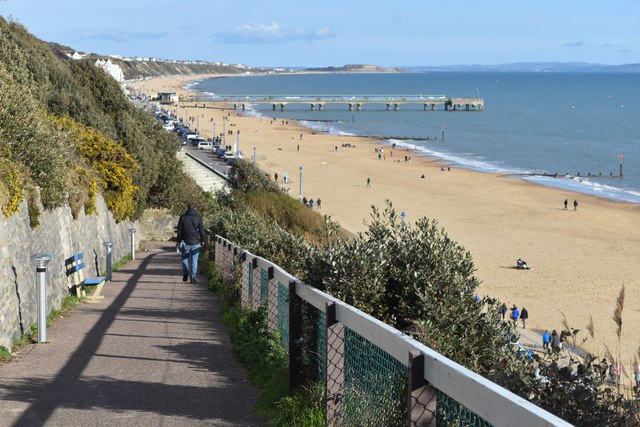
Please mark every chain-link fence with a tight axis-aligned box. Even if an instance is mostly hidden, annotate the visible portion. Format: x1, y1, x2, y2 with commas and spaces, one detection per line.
214, 236, 569, 427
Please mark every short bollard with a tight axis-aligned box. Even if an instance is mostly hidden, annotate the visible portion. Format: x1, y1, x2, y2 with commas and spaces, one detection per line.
103, 241, 114, 281
32, 252, 52, 343
129, 228, 137, 260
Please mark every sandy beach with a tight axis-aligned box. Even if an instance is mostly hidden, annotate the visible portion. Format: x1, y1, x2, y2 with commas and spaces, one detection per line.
130, 75, 640, 369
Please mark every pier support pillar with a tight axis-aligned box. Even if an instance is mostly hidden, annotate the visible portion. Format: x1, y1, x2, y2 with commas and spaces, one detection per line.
318, 104, 323, 111
386, 104, 391, 111
356, 104, 362, 111
394, 104, 400, 111
310, 104, 315, 111
348, 103, 353, 112
272, 104, 276, 111
242, 104, 246, 111
280, 104, 285, 111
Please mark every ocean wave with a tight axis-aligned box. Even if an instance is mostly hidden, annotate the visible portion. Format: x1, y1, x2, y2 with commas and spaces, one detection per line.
523, 175, 640, 204
298, 120, 355, 136
385, 139, 527, 175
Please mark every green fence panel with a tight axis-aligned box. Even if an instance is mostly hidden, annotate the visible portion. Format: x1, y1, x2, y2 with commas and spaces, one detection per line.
343, 327, 408, 426
260, 268, 269, 305
277, 282, 289, 349
436, 390, 492, 427
316, 310, 327, 382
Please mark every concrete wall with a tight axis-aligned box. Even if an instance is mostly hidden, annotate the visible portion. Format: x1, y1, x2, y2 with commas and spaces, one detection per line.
0, 196, 134, 351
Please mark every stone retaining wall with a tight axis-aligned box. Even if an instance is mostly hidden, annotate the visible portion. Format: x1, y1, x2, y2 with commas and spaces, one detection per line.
0, 196, 134, 351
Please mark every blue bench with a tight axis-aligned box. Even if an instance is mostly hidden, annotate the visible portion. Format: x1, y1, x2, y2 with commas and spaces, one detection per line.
65, 253, 106, 303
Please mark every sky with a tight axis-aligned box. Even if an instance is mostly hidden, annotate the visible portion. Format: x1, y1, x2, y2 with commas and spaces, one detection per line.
1, 1, 639, 68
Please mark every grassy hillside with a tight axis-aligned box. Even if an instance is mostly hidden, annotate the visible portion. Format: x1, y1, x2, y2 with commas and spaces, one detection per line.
0, 16, 203, 225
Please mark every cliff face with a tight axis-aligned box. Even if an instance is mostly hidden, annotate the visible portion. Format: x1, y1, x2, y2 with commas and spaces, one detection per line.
111, 60, 255, 80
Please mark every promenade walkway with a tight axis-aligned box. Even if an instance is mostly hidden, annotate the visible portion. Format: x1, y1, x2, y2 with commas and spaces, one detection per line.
0, 242, 265, 427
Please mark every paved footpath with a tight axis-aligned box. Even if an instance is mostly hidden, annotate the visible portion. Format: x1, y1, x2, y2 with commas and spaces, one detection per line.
0, 242, 265, 427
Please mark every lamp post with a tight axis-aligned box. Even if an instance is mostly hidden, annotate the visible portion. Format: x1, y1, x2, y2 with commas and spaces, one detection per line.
253, 146, 257, 165
103, 241, 114, 281
213, 122, 216, 143
299, 165, 303, 200
32, 251, 52, 343
222, 117, 227, 146
129, 228, 137, 260
236, 130, 240, 156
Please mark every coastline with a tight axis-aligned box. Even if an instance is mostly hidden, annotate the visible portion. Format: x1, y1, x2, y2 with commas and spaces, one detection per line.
129, 74, 640, 366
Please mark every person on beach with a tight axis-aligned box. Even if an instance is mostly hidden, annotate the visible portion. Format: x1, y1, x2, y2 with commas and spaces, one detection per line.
573, 200, 578, 211
511, 305, 520, 327
498, 303, 507, 320
274, 172, 278, 182
297, 145, 300, 151
551, 330, 560, 352
176, 203, 206, 284
317, 198, 322, 209
366, 177, 371, 188
520, 307, 528, 329
609, 363, 616, 385
542, 330, 551, 350
563, 199, 568, 210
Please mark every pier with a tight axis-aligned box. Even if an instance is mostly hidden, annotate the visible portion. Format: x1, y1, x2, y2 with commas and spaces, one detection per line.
187, 95, 484, 112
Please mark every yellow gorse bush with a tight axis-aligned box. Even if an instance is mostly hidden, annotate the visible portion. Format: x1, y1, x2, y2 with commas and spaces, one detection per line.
51, 115, 140, 222
0, 158, 23, 217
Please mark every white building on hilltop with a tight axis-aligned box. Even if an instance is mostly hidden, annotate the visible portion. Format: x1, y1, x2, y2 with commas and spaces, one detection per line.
95, 59, 125, 82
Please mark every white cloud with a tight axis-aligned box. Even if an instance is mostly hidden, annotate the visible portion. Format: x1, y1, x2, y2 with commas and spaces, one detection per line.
215, 22, 333, 44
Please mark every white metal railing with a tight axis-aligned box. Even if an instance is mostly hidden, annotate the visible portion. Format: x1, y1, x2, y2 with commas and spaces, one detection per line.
214, 235, 570, 426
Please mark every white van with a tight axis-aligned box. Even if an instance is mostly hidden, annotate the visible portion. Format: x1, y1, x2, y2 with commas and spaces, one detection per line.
196, 141, 213, 150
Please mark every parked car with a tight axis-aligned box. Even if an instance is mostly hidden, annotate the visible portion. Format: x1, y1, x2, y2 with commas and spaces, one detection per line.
222, 152, 235, 162
197, 141, 213, 150
190, 137, 206, 147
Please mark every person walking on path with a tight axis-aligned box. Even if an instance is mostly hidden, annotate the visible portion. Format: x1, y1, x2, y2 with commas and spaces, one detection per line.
542, 330, 551, 350
498, 302, 507, 320
511, 305, 520, 327
520, 307, 529, 329
563, 199, 568, 210
573, 199, 578, 210
635, 366, 640, 390
176, 202, 206, 283
366, 177, 371, 188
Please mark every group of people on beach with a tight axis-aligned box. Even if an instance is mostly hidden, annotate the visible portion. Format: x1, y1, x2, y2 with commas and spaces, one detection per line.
301, 196, 321, 209
563, 198, 578, 211
499, 303, 529, 329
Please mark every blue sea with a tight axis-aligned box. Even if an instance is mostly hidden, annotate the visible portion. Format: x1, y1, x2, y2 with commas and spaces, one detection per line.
191, 72, 640, 203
